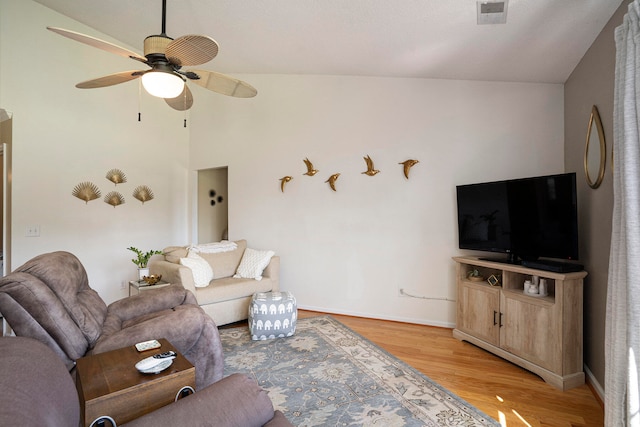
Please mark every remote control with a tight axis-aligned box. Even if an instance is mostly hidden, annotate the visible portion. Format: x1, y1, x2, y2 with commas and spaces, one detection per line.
153, 351, 177, 359
135, 351, 176, 371
135, 339, 161, 352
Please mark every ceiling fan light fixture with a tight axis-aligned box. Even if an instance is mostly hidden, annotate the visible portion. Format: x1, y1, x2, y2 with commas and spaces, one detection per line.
141, 70, 184, 98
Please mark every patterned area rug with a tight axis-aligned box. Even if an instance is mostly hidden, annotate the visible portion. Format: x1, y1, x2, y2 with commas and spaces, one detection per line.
220, 315, 499, 427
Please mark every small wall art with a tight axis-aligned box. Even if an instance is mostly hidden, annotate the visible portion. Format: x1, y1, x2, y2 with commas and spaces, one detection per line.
72, 182, 101, 204
208, 189, 224, 206
399, 159, 419, 179
326, 173, 340, 191
105, 168, 127, 185
303, 158, 318, 176
132, 185, 154, 204
361, 155, 380, 176
104, 191, 125, 207
279, 176, 293, 192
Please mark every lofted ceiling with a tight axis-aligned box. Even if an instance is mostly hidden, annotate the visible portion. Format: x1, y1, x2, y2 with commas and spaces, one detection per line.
33, 0, 623, 84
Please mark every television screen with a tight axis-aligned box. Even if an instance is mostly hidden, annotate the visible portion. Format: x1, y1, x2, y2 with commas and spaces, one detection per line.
456, 173, 579, 263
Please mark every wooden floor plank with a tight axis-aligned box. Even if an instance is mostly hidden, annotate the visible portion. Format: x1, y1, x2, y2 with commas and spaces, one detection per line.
293, 310, 604, 427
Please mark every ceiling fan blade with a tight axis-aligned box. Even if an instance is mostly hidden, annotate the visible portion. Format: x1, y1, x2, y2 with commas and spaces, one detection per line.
165, 85, 194, 111
187, 69, 257, 98
47, 27, 147, 63
166, 35, 219, 67
75, 71, 143, 89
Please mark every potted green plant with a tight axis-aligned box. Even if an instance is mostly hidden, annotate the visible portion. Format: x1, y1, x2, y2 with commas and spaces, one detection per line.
127, 247, 162, 280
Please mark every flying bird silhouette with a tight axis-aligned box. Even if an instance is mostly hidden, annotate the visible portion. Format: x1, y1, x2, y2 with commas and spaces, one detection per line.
361, 155, 380, 176
279, 176, 293, 192
325, 173, 340, 191
303, 158, 319, 176
399, 159, 419, 179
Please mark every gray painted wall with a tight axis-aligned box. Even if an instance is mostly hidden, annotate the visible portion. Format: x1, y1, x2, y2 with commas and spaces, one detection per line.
565, 0, 629, 393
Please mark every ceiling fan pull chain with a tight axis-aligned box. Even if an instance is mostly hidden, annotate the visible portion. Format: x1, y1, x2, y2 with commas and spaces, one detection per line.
182, 83, 188, 127
183, 98, 187, 127
138, 80, 142, 122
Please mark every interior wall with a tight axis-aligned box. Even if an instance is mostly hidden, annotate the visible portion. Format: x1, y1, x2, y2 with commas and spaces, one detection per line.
0, 112, 10, 276
564, 0, 630, 397
197, 167, 228, 243
189, 74, 565, 326
0, 0, 190, 303
0, 149, 4, 260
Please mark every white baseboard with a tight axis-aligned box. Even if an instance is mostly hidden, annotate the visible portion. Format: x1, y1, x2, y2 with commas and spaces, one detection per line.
584, 364, 604, 402
297, 304, 456, 329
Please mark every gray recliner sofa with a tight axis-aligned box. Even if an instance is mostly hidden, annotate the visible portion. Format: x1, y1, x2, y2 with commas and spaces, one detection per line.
0, 336, 293, 426
0, 251, 223, 390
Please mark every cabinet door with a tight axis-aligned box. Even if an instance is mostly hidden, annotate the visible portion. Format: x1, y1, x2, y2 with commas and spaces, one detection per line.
457, 282, 500, 346
500, 292, 560, 372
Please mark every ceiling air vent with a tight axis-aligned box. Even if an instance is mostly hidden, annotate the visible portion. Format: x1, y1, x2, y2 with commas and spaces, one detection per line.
477, 0, 508, 25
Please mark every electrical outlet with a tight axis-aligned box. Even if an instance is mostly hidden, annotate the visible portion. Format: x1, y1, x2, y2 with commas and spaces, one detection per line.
120, 280, 127, 290
25, 225, 40, 237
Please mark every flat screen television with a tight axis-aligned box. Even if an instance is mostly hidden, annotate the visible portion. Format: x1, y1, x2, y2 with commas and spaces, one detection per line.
456, 173, 580, 269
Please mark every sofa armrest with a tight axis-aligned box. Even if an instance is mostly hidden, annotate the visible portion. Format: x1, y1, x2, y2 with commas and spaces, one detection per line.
262, 256, 280, 292
122, 373, 292, 427
106, 285, 196, 322
149, 259, 198, 295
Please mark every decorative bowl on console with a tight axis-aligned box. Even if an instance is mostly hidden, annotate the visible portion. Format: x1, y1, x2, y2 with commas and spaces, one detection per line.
143, 274, 162, 285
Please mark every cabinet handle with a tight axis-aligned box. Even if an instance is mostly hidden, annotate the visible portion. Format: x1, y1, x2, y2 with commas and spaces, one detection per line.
493, 310, 498, 325
499, 312, 504, 327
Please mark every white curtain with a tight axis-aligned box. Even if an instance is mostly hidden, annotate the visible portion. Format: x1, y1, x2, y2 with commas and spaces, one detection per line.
607, 1, 640, 425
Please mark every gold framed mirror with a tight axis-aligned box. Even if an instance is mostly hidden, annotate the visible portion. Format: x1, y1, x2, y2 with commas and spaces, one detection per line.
584, 105, 606, 189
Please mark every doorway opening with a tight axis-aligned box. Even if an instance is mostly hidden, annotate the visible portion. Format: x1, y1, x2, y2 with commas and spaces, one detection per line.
197, 167, 228, 243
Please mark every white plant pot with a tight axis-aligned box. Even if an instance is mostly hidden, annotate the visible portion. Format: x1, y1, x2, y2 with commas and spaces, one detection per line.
138, 268, 149, 281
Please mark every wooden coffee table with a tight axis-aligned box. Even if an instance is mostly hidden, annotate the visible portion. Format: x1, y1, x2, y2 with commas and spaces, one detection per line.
76, 338, 195, 427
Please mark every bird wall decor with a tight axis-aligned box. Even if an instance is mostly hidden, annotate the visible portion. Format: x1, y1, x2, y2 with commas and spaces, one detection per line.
361, 155, 380, 176
303, 158, 318, 176
279, 176, 293, 192
399, 159, 419, 179
326, 173, 340, 191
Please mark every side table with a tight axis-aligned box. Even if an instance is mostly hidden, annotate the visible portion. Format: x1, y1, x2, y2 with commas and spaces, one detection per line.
129, 280, 171, 296
76, 338, 195, 427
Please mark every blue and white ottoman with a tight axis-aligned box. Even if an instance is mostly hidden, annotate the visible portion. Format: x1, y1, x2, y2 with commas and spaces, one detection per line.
249, 291, 297, 340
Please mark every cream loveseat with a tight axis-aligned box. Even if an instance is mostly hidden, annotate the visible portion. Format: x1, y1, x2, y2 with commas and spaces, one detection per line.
149, 240, 280, 326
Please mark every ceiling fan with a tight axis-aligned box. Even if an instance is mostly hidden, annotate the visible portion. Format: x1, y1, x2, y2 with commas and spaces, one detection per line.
47, 0, 257, 111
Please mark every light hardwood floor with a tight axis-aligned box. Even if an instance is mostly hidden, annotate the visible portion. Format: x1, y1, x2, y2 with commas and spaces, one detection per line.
292, 310, 604, 427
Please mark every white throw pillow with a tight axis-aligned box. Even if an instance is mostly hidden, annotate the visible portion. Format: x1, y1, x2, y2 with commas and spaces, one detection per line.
180, 251, 214, 287
234, 248, 275, 281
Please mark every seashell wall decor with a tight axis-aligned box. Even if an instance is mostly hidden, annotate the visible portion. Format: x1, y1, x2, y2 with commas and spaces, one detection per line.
106, 168, 127, 185
72, 182, 101, 204
132, 185, 154, 204
104, 191, 125, 207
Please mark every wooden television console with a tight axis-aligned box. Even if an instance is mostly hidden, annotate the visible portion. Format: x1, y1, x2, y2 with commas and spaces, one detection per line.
452, 256, 587, 391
